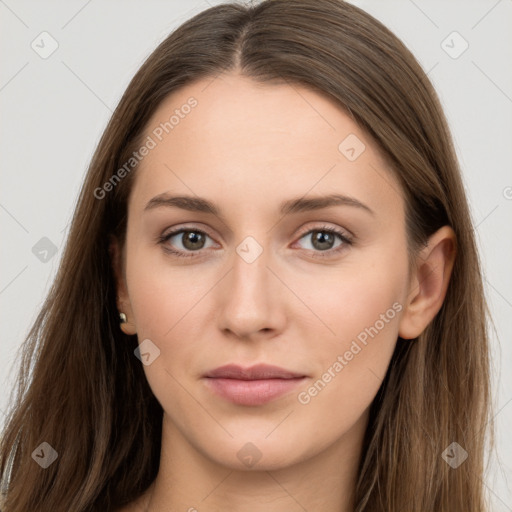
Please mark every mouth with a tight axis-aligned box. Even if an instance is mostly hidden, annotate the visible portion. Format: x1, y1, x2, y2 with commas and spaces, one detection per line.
202, 364, 307, 406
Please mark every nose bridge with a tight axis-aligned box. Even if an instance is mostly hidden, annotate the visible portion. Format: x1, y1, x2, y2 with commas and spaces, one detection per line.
217, 232, 281, 336
231, 233, 272, 301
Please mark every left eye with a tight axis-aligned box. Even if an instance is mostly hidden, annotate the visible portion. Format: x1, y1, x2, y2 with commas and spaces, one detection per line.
296, 227, 350, 252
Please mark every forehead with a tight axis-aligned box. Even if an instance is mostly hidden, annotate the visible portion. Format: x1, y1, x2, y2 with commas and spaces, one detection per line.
128, 73, 403, 220
144, 73, 356, 158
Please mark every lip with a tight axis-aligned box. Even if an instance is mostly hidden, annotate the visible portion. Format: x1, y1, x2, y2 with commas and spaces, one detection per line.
204, 363, 306, 380
203, 364, 307, 406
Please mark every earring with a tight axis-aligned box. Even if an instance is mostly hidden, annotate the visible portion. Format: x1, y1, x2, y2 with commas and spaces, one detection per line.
119, 311, 136, 335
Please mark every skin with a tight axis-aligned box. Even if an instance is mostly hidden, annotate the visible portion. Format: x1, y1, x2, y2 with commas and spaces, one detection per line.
111, 72, 455, 512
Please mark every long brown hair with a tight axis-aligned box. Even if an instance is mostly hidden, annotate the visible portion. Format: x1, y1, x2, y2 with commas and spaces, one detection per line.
0, 1, 493, 510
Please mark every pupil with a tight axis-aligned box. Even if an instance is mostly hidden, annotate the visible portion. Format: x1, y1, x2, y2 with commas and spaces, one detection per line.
313, 231, 333, 250
183, 231, 204, 250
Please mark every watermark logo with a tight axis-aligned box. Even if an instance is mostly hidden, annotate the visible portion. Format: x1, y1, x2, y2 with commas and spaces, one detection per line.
236, 236, 264, 264
237, 442, 262, 468
134, 338, 161, 366
441, 442, 468, 469
32, 237, 58, 263
338, 133, 366, 162
441, 31, 469, 59
31, 442, 58, 469
31, 31, 59, 59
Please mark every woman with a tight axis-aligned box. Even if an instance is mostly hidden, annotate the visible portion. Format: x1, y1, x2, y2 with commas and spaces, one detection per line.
0, 0, 493, 510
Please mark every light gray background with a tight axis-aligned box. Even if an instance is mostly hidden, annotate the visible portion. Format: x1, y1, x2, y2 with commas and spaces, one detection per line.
1, 0, 511, 509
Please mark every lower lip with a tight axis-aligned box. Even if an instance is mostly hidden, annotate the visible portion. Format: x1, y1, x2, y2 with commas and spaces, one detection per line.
204, 377, 306, 406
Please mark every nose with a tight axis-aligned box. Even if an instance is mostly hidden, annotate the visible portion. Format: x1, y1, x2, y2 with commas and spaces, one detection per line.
216, 244, 286, 341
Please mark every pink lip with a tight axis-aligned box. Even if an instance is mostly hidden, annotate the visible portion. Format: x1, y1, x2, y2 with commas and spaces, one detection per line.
203, 364, 307, 406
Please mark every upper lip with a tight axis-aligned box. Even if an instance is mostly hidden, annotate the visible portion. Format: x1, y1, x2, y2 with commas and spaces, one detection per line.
204, 364, 306, 380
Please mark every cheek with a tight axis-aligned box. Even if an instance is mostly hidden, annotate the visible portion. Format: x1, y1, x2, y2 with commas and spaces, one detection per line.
294, 282, 401, 445
125, 239, 206, 338
124, 246, 216, 391
291, 253, 406, 348
291, 246, 406, 406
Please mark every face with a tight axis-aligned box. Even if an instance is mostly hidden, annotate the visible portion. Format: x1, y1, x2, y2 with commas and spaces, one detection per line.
114, 73, 413, 470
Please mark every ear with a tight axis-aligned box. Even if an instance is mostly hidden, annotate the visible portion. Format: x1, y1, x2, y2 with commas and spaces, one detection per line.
109, 235, 137, 336
398, 225, 456, 340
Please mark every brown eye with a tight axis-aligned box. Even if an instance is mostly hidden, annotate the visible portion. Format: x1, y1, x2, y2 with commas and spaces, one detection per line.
309, 230, 338, 251
180, 230, 207, 251
158, 228, 215, 258
296, 226, 351, 255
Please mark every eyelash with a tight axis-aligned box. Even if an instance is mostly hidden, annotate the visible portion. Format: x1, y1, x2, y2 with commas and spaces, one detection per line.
157, 225, 353, 260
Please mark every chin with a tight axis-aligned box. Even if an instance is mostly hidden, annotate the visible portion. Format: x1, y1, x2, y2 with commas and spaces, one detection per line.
198, 433, 319, 472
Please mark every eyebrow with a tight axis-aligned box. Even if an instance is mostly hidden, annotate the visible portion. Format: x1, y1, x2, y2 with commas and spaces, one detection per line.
144, 193, 375, 217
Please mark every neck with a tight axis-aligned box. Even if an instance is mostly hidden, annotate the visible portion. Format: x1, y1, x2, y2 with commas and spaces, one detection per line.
142, 411, 368, 512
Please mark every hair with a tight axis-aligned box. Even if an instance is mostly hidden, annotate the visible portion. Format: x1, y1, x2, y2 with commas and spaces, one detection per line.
0, 0, 493, 510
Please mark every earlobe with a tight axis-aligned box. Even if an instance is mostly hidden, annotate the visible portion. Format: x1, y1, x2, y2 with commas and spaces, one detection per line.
398, 226, 456, 340
119, 311, 137, 336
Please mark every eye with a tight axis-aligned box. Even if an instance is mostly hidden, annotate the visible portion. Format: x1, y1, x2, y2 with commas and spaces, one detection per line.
294, 225, 352, 259
157, 228, 215, 258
